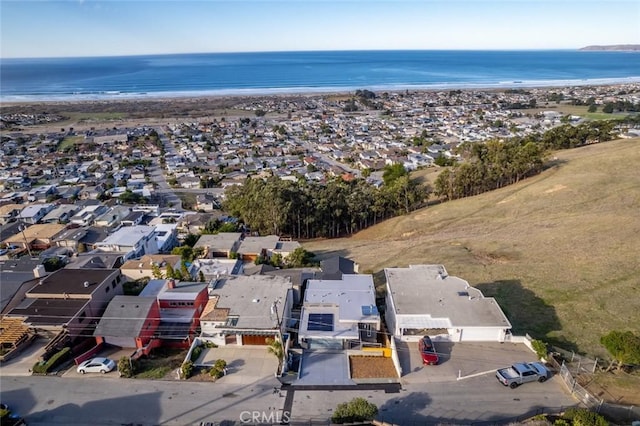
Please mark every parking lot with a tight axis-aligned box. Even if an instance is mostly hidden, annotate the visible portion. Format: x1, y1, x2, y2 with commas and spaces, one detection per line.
397, 340, 541, 384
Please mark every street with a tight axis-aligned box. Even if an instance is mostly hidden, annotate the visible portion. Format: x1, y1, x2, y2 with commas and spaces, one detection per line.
0, 372, 577, 425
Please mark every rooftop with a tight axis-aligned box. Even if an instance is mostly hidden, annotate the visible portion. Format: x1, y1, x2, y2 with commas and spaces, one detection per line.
385, 265, 512, 329
26, 268, 118, 296
8, 297, 89, 326
237, 235, 280, 255
304, 274, 378, 323
94, 295, 157, 338
95, 225, 155, 247
207, 274, 292, 329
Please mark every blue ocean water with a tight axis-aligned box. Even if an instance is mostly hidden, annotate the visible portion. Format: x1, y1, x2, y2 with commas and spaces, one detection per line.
2, 50, 640, 101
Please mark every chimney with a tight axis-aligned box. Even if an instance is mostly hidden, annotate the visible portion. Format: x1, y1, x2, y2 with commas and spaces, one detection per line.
167, 278, 176, 289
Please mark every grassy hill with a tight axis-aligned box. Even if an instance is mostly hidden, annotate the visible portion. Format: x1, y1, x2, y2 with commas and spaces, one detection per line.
303, 137, 640, 357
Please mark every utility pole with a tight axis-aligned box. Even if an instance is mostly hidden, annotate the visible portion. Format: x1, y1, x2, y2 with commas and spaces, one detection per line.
19, 223, 33, 258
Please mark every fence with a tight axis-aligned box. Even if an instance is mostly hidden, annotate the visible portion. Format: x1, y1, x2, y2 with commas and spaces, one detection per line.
549, 355, 640, 423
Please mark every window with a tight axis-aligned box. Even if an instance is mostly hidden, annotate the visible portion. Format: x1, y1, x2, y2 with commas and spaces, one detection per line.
78, 312, 86, 323
112, 281, 117, 289
105, 286, 110, 293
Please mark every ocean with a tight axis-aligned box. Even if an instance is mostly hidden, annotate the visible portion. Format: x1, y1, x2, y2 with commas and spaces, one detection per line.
2, 50, 640, 102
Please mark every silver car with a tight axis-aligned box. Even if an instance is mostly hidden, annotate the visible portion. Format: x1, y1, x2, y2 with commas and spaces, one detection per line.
77, 357, 116, 374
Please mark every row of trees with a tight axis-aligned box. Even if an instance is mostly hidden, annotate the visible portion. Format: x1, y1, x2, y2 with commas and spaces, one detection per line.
433, 121, 617, 201
223, 172, 429, 239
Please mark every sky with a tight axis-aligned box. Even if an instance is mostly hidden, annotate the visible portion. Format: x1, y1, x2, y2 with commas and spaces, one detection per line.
1, 0, 639, 58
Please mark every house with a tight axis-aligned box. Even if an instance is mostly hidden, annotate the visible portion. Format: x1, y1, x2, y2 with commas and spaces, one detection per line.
193, 232, 242, 258
319, 256, 359, 280
94, 205, 132, 228
298, 274, 380, 350
119, 254, 182, 281
199, 274, 293, 346
2, 223, 66, 252
236, 235, 280, 261
0, 204, 22, 225
120, 210, 145, 227
94, 225, 158, 261
52, 227, 88, 252
70, 204, 108, 227
139, 278, 209, 348
66, 253, 124, 270
5, 268, 124, 337
270, 240, 302, 260
41, 205, 79, 224
384, 265, 512, 342
18, 203, 54, 224
195, 193, 220, 212
93, 295, 161, 349
189, 258, 244, 280
152, 223, 178, 253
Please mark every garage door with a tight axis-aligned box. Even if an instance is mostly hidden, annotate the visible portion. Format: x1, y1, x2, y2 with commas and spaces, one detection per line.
460, 328, 501, 342
243, 334, 275, 345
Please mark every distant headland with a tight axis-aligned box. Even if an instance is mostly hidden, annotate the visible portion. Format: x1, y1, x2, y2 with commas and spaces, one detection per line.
579, 44, 640, 51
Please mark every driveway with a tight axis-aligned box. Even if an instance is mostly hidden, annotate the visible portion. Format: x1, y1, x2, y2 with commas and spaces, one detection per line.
0, 337, 47, 376
195, 345, 278, 385
296, 350, 356, 386
397, 341, 540, 384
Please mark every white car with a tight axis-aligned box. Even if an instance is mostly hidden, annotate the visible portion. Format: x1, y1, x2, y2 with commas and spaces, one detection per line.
77, 357, 116, 374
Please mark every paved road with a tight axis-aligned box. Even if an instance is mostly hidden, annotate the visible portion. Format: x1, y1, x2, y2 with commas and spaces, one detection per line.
0, 371, 577, 425
150, 127, 182, 209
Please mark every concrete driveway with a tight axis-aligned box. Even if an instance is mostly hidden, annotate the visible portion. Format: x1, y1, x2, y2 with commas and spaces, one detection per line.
0, 337, 47, 376
397, 341, 540, 384
195, 345, 278, 385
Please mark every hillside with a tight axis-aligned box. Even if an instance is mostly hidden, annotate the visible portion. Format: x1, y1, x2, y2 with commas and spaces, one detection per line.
579, 44, 640, 51
303, 138, 640, 357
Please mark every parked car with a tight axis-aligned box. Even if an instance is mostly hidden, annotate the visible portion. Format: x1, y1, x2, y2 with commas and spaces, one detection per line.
418, 336, 439, 365
77, 357, 116, 374
496, 362, 551, 388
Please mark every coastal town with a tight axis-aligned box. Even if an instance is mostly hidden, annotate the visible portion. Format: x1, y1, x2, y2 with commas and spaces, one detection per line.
1, 83, 640, 425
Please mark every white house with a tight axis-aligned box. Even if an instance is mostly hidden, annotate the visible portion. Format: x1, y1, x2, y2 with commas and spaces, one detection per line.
298, 274, 380, 350
384, 265, 512, 342
94, 225, 158, 260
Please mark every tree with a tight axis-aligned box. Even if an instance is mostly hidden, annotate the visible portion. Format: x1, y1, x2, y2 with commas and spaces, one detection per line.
588, 104, 597, 113
382, 163, 408, 186
183, 233, 199, 248
285, 247, 314, 267
266, 337, 284, 372
331, 397, 378, 424
255, 109, 266, 117
172, 246, 194, 263
600, 330, 640, 370
151, 263, 163, 279
602, 103, 614, 113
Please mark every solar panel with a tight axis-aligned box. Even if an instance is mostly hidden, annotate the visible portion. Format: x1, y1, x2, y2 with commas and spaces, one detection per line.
308, 313, 333, 331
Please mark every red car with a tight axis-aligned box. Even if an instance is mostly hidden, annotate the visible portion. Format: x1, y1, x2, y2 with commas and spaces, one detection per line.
419, 336, 439, 365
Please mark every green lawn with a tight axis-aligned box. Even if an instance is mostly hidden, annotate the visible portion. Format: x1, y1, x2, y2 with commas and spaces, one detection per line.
57, 135, 84, 152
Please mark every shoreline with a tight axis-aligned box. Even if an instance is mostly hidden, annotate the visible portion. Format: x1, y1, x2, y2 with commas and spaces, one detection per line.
3, 76, 640, 106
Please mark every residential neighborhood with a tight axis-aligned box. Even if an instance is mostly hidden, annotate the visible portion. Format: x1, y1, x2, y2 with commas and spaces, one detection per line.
1, 84, 639, 425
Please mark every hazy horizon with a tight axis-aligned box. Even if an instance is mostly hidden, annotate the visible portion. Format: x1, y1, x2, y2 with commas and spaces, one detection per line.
1, 0, 638, 59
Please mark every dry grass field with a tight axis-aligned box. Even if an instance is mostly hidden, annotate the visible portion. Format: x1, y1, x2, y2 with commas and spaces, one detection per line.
304, 138, 640, 358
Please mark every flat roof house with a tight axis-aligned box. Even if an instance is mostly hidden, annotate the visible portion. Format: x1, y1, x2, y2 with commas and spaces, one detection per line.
384, 265, 512, 342
5, 268, 124, 339
298, 274, 380, 350
94, 225, 158, 261
120, 254, 182, 281
193, 232, 242, 258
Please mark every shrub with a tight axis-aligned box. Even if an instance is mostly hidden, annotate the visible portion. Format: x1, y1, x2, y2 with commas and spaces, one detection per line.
181, 361, 194, 379
209, 359, 227, 379
190, 346, 203, 363
118, 356, 134, 378
562, 408, 608, 426
32, 347, 71, 374
203, 341, 218, 349
331, 397, 378, 424
531, 339, 549, 360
